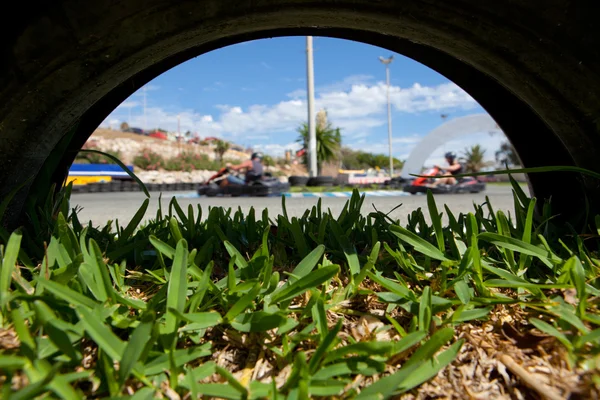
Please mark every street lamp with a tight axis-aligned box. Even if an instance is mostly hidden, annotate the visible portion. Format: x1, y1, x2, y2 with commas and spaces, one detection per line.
379, 55, 394, 177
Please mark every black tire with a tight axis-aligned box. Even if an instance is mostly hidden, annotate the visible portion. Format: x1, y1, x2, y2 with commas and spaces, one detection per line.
3, 0, 600, 228
205, 183, 221, 197
307, 176, 335, 187
78, 185, 90, 194
108, 181, 122, 192
288, 176, 309, 187
71, 185, 83, 194
119, 181, 132, 192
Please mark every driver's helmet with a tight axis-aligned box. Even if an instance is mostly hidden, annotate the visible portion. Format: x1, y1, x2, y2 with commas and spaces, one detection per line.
251, 152, 264, 160
444, 151, 457, 162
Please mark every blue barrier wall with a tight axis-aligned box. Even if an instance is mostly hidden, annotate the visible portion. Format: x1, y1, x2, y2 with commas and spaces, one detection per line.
69, 163, 134, 177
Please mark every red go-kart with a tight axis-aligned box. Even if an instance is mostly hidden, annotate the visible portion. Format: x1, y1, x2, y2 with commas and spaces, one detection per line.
403, 166, 486, 195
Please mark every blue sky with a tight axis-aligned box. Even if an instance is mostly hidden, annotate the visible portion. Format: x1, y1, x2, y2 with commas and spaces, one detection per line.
101, 36, 508, 166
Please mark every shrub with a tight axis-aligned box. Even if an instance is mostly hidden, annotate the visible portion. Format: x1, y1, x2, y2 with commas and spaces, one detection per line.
133, 148, 165, 170
179, 152, 219, 170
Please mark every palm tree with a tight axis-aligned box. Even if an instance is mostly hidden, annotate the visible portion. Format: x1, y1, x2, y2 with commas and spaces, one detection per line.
462, 144, 490, 173
296, 122, 342, 174
296, 109, 342, 174
214, 139, 230, 163
495, 141, 521, 168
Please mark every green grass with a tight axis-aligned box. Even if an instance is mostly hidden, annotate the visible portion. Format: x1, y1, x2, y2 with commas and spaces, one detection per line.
1, 177, 599, 399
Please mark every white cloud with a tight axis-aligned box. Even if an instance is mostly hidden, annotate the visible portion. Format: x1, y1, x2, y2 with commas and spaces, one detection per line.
252, 142, 302, 157
287, 89, 306, 99
102, 77, 483, 157
316, 74, 374, 94
261, 61, 272, 69
245, 135, 270, 140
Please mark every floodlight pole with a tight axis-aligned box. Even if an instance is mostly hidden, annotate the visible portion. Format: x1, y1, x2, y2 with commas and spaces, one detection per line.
306, 36, 318, 177
379, 55, 394, 177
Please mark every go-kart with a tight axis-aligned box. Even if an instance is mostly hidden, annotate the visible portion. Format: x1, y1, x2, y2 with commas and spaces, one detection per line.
197, 166, 290, 197
403, 166, 486, 195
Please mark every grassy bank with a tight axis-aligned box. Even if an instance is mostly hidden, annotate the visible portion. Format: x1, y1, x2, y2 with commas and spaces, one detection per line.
0, 179, 598, 399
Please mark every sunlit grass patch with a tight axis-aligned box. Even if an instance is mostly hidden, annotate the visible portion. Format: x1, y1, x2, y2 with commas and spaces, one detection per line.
1, 176, 599, 399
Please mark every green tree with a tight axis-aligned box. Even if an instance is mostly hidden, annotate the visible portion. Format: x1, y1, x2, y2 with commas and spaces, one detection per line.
462, 144, 490, 173
340, 147, 362, 169
495, 141, 521, 168
341, 148, 404, 171
262, 155, 275, 167
214, 139, 230, 163
296, 122, 342, 174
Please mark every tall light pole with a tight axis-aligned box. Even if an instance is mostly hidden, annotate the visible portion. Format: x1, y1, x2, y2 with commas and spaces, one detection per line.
142, 86, 147, 131
379, 55, 394, 177
306, 37, 318, 177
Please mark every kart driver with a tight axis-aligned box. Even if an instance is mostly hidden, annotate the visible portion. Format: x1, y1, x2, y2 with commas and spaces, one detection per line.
428, 151, 463, 187
224, 152, 265, 185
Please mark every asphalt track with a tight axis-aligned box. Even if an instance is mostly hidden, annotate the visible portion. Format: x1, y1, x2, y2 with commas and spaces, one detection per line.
70, 184, 525, 227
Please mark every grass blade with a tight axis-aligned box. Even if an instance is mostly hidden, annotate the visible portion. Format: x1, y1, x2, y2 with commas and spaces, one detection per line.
395, 339, 464, 394
39, 279, 98, 309
1, 230, 22, 306
165, 239, 189, 347
529, 318, 573, 351
215, 366, 249, 397
143, 344, 212, 376
230, 311, 286, 333
80, 149, 150, 197
119, 311, 155, 384
149, 235, 175, 259
224, 283, 261, 322
356, 329, 457, 399
76, 307, 126, 361
389, 225, 450, 262
426, 190, 445, 252
33, 300, 80, 362
290, 244, 325, 280
173, 310, 223, 331
478, 232, 556, 268
454, 280, 471, 305
419, 286, 432, 332
330, 219, 360, 276
224, 241, 249, 270
308, 319, 342, 374
269, 265, 340, 305
117, 199, 149, 245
